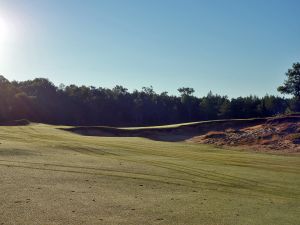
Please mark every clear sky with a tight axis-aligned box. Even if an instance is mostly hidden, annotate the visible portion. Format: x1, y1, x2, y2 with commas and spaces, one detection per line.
0, 0, 299, 97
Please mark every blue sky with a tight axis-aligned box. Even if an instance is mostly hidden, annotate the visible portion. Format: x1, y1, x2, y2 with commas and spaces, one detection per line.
0, 0, 299, 97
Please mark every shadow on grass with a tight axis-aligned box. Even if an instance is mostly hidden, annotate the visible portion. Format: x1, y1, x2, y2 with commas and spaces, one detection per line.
60, 118, 266, 142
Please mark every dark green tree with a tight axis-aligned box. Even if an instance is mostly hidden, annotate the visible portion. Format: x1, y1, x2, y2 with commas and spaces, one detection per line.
177, 87, 195, 97
0, 75, 294, 126
278, 62, 300, 98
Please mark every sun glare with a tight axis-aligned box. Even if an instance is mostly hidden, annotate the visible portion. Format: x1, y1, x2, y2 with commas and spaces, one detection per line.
0, 16, 11, 43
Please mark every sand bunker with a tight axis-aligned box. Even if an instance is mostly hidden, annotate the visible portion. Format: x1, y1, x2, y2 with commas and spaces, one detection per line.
62, 115, 300, 152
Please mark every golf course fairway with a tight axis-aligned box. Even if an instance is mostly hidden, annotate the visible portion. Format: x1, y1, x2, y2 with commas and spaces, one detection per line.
0, 124, 299, 225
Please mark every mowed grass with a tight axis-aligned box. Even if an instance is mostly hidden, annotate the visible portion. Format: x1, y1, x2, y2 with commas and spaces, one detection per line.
104, 117, 265, 130
0, 124, 299, 225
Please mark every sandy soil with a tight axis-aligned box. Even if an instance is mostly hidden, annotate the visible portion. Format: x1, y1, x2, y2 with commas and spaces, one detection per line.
189, 119, 300, 153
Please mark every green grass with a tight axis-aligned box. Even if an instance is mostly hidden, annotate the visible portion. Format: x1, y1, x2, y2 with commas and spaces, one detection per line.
0, 124, 299, 225
69, 117, 266, 130
121, 118, 266, 129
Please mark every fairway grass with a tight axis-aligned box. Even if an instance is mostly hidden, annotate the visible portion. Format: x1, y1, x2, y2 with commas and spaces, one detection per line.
0, 124, 299, 225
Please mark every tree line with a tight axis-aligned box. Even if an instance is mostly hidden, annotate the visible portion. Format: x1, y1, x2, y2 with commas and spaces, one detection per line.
0, 63, 299, 126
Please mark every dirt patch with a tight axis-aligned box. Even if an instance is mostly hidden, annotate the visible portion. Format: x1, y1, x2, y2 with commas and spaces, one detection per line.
189, 116, 300, 153
205, 131, 226, 139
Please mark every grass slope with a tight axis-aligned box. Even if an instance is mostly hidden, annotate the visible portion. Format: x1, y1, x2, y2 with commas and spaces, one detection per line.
64, 118, 266, 131
62, 118, 266, 142
0, 124, 299, 225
